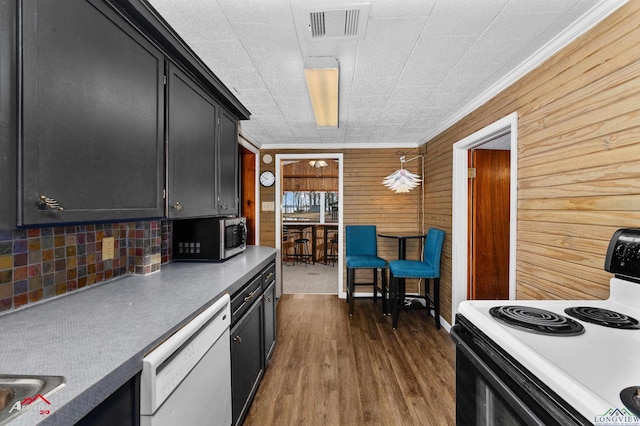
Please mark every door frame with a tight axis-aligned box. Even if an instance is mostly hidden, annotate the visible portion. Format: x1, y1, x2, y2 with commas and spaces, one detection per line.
452, 112, 518, 316
239, 136, 260, 244
275, 153, 344, 298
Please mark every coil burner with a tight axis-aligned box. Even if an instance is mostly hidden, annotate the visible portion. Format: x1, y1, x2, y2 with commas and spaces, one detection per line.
564, 306, 640, 329
489, 305, 585, 335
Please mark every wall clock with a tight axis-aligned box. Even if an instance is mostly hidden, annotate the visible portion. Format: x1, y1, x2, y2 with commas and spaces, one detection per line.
260, 171, 275, 187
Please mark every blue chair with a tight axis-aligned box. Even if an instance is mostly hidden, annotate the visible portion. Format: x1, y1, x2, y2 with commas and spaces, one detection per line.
346, 225, 387, 316
388, 228, 445, 329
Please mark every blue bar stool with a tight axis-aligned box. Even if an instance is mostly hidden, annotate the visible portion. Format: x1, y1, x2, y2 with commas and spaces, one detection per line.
346, 225, 387, 316
388, 228, 445, 329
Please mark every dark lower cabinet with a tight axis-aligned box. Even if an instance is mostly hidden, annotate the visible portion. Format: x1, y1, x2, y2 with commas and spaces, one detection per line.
263, 280, 277, 366
19, 0, 164, 225
231, 297, 264, 426
76, 373, 140, 426
231, 261, 277, 426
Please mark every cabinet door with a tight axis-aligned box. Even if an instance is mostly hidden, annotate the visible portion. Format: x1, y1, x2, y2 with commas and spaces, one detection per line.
231, 299, 264, 426
167, 63, 218, 218
263, 280, 277, 366
218, 109, 239, 215
0, 0, 17, 229
20, 0, 164, 225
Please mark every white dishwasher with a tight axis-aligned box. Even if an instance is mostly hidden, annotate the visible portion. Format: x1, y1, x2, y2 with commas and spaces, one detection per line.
140, 294, 231, 426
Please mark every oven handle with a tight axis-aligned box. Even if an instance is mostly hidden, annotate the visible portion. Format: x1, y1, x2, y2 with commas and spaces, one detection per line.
450, 324, 546, 426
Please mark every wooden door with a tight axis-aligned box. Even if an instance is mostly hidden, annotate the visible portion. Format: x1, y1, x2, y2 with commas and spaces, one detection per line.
240, 146, 256, 245
469, 149, 510, 300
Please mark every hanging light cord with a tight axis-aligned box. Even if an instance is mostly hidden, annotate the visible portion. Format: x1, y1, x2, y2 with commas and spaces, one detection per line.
398, 154, 427, 303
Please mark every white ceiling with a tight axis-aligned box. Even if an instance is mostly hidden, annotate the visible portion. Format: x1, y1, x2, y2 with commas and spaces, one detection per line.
146, 0, 624, 149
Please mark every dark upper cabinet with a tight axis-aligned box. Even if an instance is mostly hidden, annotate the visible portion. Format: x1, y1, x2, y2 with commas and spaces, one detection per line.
0, 0, 17, 230
218, 109, 239, 216
19, 0, 164, 226
167, 63, 218, 218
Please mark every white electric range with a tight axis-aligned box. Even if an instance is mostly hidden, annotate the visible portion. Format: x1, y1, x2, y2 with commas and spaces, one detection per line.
452, 229, 640, 426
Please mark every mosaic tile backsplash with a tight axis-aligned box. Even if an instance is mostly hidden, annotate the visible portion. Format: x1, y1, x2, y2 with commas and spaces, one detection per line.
0, 220, 172, 312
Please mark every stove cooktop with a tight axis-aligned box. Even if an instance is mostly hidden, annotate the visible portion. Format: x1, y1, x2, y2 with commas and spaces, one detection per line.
458, 278, 640, 422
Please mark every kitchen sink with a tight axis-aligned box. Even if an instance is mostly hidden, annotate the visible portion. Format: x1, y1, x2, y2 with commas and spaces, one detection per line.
0, 375, 65, 425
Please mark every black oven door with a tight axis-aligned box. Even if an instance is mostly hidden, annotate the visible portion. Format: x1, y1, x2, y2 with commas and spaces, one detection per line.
451, 315, 590, 426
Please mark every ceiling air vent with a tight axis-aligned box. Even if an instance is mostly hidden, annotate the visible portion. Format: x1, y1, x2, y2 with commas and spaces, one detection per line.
307, 4, 370, 41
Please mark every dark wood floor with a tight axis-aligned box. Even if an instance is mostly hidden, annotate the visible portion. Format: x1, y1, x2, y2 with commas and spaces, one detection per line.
244, 294, 456, 426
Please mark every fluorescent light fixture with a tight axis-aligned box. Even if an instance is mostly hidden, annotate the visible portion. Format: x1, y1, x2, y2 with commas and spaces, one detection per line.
304, 57, 339, 128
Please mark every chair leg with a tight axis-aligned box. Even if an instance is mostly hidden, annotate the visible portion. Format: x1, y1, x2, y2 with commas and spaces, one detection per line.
434, 278, 441, 329
372, 269, 378, 302
348, 267, 355, 316
391, 273, 399, 329
381, 267, 388, 315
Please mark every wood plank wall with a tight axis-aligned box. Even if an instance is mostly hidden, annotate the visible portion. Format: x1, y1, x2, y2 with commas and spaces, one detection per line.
419, 1, 640, 322
250, 2, 640, 325
282, 160, 338, 191
258, 148, 423, 293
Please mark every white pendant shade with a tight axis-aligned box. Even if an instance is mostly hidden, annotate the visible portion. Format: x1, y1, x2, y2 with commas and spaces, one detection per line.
382, 168, 422, 193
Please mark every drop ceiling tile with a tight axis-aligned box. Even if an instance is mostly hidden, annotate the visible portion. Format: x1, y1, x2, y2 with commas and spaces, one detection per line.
211, 68, 265, 91
252, 55, 306, 83
472, 11, 566, 51
348, 108, 383, 121
266, 78, 309, 98
288, 124, 321, 138
217, 0, 292, 24
189, 40, 253, 70
235, 88, 278, 106
350, 96, 389, 110
384, 102, 421, 116
245, 104, 283, 119
148, 0, 235, 41
502, 0, 581, 14
351, 78, 397, 98
370, 0, 436, 17
236, 23, 300, 59
355, 17, 427, 79
421, 0, 509, 36
385, 114, 411, 125
388, 86, 436, 103
262, 126, 295, 137
450, 48, 520, 77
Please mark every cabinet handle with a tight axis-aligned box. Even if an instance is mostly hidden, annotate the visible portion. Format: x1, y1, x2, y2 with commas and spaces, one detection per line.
220, 203, 228, 210
39, 195, 64, 211
266, 272, 274, 280
233, 335, 242, 344
243, 291, 255, 302
172, 202, 184, 212
264, 295, 271, 303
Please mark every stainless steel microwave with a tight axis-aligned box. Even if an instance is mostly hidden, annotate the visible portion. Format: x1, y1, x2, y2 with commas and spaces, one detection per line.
173, 217, 247, 261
